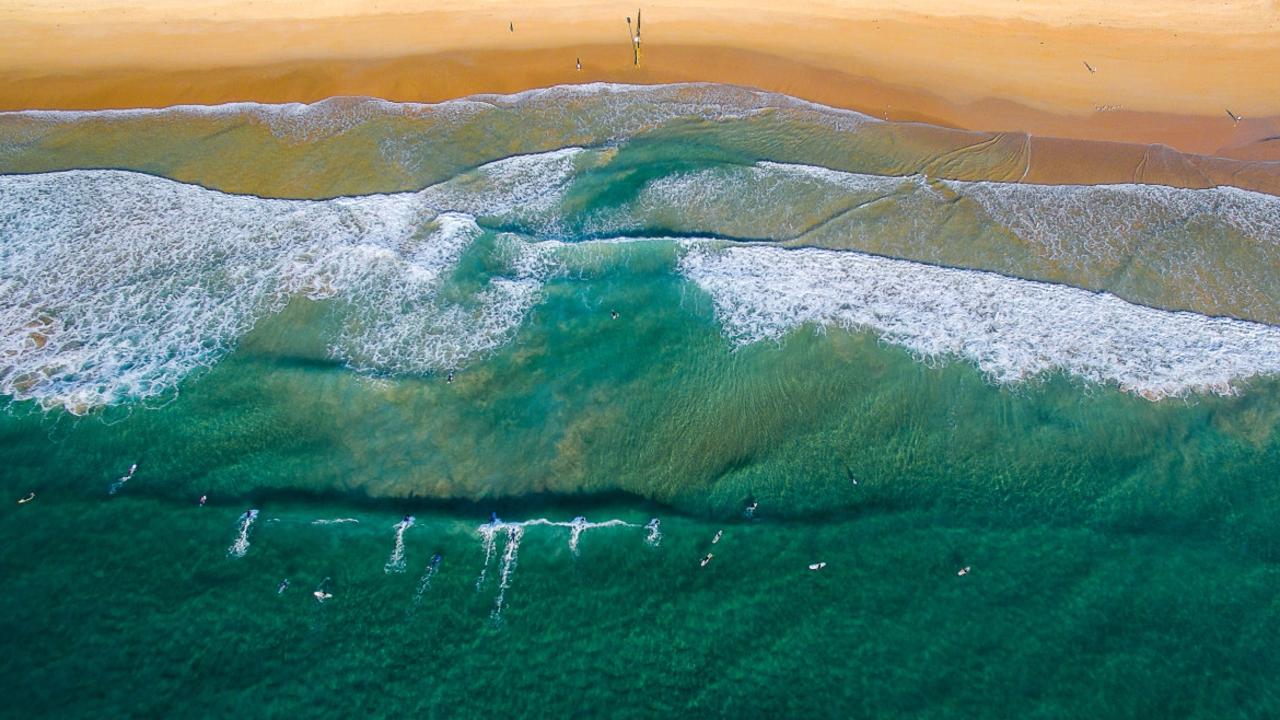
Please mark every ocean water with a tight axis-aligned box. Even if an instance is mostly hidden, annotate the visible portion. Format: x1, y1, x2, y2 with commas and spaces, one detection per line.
2, 84, 1279, 717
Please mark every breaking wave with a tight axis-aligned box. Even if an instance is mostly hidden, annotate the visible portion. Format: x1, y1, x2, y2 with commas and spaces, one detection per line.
678, 244, 1280, 400
3, 142, 1280, 412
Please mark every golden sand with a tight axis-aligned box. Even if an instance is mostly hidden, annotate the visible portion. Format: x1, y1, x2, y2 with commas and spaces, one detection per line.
1, 1, 1278, 160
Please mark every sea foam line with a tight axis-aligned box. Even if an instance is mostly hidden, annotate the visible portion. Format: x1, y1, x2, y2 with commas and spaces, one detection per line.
678, 244, 1280, 400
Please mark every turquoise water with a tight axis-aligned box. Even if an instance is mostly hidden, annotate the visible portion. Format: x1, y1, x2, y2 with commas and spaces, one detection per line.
2, 84, 1280, 717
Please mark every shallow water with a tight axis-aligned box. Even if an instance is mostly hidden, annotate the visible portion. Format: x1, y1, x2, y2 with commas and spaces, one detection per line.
2, 83, 1279, 717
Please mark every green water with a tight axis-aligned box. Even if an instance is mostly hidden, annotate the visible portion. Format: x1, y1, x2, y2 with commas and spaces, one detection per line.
3, 250, 1280, 717
3, 84, 1280, 717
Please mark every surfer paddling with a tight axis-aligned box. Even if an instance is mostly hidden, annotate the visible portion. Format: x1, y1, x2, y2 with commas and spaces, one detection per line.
108, 463, 138, 495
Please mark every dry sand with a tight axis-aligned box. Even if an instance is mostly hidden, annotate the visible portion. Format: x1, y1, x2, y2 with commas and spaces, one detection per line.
1, 0, 1278, 160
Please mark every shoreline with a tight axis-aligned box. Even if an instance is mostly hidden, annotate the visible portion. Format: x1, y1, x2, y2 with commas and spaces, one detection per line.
2, 2, 1279, 160
3, 79, 1279, 198
4, 45, 1278, 164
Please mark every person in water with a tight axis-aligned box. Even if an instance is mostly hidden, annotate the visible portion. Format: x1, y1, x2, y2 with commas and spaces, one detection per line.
277, 579, 290, 594
198, 494, 207, 507
610, 309, 620, 320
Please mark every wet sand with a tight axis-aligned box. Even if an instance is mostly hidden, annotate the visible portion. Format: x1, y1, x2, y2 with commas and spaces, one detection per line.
2, 1, 1278, 161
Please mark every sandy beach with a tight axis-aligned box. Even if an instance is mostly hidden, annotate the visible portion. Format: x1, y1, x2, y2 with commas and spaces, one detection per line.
2, 0, 1278, 161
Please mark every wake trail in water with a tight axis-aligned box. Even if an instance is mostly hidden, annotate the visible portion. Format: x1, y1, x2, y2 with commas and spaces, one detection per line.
410, 554, 443, 611
106, 463, 137, 495
384, 515, 415, 573
474, 515, 652, 621
227, 509, 259, 558
491, 525, 525, 623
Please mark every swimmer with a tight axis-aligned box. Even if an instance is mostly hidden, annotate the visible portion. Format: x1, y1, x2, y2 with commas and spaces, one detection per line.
958, 566, 971, 577
277, 579, 290, 594
17, 492, 35, 505
447, 371, 454, 383
610, 309, 619, 320
489, 511, 500, 524
402, 515, 414, 524
700, 553, 714, 567
430, 553, 442, 568
198, 494, 208, 507
711, 530, 723, 544
744, 500, 758, 519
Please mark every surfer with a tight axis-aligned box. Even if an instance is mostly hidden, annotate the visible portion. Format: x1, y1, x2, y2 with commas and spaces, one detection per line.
313, 590, 333, 603
610, 309, 619, 320
744, 500, 758, 518
17, 492, 34, 504
700, 553, 713, 567
711, 530, 723, 544
958, 566, 971, 576
109, 463, 138, 495
198, 494, 207, 507
277, 579, 290, 594
809, 562, 827, 570
447, 370, 454, 383
430, 553, 442, 569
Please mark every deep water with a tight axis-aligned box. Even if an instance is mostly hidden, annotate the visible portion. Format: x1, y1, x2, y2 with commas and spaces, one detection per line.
2, 84, 1279, 718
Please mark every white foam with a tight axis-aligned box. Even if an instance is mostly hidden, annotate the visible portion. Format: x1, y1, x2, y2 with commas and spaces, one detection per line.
0, 83, 875, 153
0, 167, 566, 412
473, 516, 646, 621
645, 518, 662, 547
227, 509, 259, 558
950, 179, 1280, 271
7, 150, 1280, 413
678, 244, 1280, 400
